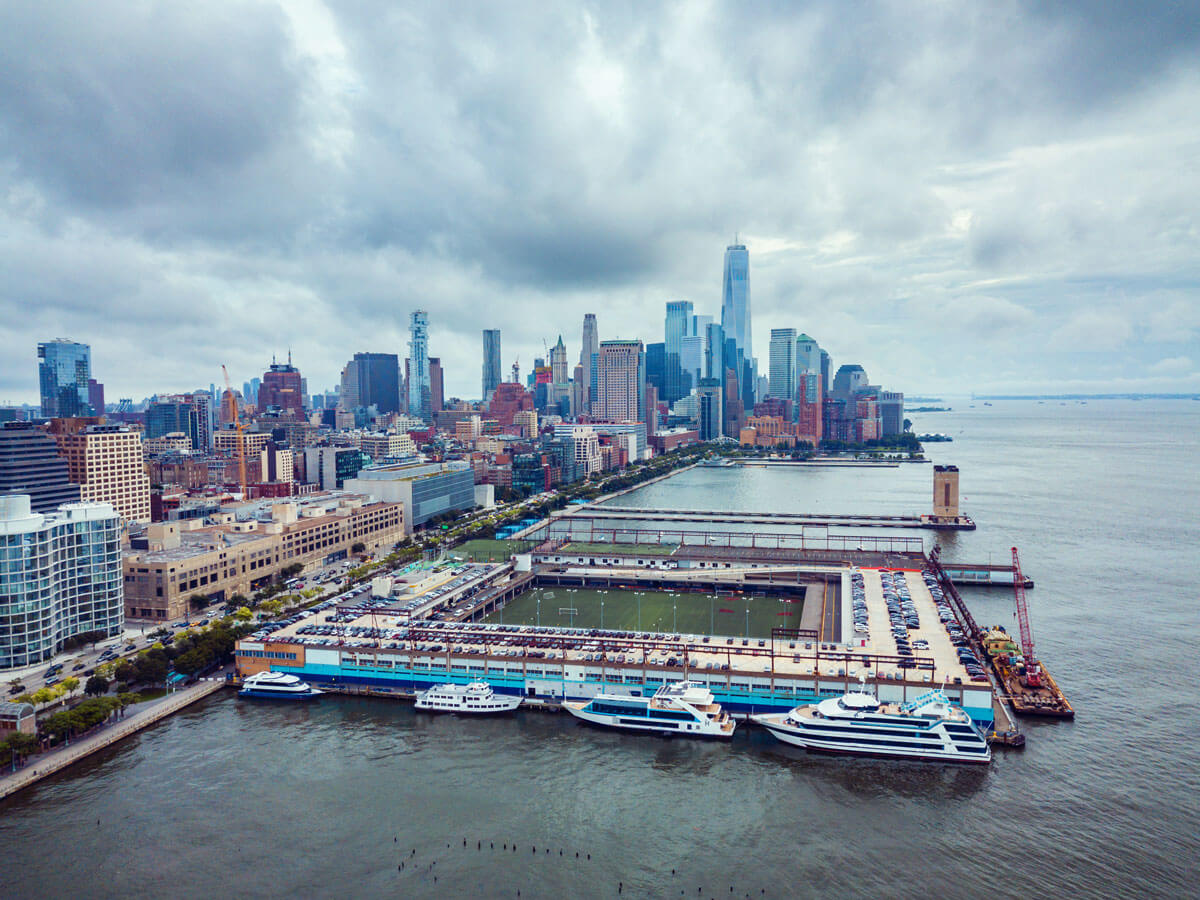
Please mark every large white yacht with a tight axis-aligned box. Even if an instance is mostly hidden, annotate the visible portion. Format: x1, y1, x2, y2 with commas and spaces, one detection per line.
415, 681, 523, 714
753, 679, 991, 764
564, 681, 736, 738
239, 671, 322, 700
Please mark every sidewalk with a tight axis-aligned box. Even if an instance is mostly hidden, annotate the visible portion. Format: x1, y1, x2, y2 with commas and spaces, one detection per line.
0, 680, 226, 801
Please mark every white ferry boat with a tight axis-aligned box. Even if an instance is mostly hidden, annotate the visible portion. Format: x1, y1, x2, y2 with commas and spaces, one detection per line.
753, 679, 990, 763
239, 671, 322, 700
564, 681, 736, 738
415, 681, 523, 714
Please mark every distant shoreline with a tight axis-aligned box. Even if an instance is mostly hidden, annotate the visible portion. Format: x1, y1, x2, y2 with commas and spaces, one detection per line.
972, 393, 1198, 400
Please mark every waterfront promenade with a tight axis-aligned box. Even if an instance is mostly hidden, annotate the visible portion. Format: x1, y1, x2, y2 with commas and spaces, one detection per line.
0, 679, 224, 801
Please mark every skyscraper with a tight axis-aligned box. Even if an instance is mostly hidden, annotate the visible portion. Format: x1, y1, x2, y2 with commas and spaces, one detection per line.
482, 329, 502, 400
796, 334, 820, 376
341, 353, 400, 414
257, 354, 305, 415
145, 397, 201, 448
697, 379, 723, 441
408, 311, 431, 422
664, 301, 693, 403
37, 339, 93, 418
429, 358, 444, 414
53, 423, 151, 523
550, 335, 569, 385
720, 243, 751, 362
579, 314, 598, 413
595, 340, 646, 423
0, 422, 80, 513
768, 328, 797, 400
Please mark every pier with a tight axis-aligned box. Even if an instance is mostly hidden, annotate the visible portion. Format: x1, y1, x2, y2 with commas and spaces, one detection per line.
941, 562, 1034, 588
555, 505, 975, 530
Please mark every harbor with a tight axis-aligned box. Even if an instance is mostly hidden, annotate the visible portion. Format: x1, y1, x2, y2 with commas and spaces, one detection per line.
233, 533, 1005, 734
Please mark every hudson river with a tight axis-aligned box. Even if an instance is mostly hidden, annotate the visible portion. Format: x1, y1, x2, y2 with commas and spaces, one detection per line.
3, 400, 1197, 899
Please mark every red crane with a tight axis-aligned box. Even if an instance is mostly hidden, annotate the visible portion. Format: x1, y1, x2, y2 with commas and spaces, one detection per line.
1011, 547, 1041, 687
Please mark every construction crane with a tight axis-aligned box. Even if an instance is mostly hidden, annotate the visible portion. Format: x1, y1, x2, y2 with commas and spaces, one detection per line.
1011, 547, 1041, 687
221, 365, 248, 499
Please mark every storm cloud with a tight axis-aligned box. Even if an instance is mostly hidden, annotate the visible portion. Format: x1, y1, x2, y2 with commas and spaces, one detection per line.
1, 0, 1198, 400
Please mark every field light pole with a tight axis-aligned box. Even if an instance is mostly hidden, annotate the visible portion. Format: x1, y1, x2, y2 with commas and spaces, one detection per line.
710, 595, 714, 634
601, 599, 604, 629
637, 594, 641, 631
673, 602, 677, 633
536, 597, 541, 628
745, 607, 750, 638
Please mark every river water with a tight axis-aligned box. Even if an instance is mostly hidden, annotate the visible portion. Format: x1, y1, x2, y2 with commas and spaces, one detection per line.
3, 400, 1197, 899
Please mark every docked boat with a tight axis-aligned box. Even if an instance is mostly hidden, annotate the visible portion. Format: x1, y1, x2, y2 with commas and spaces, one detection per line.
563, 680, 736, 738
239, 671, 322, 700
415, 681, 523, 714
753, 679, 991, 764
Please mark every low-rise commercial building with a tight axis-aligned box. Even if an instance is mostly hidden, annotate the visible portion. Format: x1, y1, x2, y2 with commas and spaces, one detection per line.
344, 461, 476, 531
122, 493, 403, 621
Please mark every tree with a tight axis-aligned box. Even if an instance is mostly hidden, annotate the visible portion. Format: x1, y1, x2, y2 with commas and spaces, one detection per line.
190, 594, 210, 611
61, 676, 80, 694
233, 606, 253, 622
113, 659, 136, 684
30, 687, 56, 706
351, 542, 366, 554
85, 675, 110, 696
903, 417, 913, 433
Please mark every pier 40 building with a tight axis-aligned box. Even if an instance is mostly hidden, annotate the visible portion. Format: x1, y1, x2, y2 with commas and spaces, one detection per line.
0, 494, 123, 670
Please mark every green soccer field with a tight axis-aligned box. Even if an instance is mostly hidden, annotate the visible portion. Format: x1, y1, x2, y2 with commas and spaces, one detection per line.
478, 586, 806, 639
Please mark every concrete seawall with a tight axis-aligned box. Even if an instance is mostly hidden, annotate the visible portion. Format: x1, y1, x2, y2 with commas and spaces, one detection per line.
0, 680, 225, 801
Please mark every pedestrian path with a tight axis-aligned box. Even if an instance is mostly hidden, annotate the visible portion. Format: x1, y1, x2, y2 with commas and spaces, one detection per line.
0, 680, 225, 801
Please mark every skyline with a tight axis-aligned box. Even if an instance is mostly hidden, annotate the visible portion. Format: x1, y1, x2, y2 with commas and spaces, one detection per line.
2, 3, 1198, 401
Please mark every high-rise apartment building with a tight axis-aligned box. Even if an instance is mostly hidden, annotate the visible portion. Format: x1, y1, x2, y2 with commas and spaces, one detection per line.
408, 310, 431, 422
191, 390, 213, 451
0, 495, 123, 670
0, 422, 80, 513
595, 340, 646, 423
54, 423, 152, 523
482, 329, 502, 400
38, 339, 94, 418
579, 314, 598, 413
768, 328, 797, 400
721, 244, 751, 362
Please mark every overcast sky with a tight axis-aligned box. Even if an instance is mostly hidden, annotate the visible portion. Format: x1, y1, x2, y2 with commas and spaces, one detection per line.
2, 1, 1198, 403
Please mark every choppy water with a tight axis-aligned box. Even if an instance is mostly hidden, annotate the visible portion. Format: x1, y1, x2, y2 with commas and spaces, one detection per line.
3, 399, 1198, 899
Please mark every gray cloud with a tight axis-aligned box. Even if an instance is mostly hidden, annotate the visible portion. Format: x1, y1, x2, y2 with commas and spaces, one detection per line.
1, 0, 1198, 402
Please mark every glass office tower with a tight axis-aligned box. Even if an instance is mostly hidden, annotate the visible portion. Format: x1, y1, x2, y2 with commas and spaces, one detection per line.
38, 339, 93, 418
